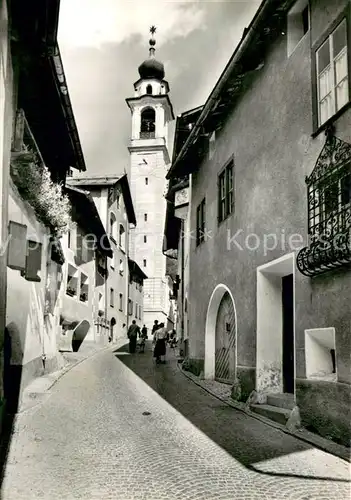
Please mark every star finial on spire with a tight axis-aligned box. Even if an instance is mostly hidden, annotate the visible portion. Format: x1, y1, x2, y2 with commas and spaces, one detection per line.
150, 25, 157, 35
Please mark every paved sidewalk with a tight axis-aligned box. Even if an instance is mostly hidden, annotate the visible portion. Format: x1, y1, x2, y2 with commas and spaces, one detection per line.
19, 338, 129, 413
179, 356, 350, 462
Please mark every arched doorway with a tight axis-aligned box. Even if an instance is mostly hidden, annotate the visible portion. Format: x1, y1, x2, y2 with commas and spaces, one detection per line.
205, 285, 237, 381
215, 292, 236, 382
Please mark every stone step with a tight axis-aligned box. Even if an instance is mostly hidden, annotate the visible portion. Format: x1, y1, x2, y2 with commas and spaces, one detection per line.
266, 393, 295, 410
250, 404, 291, 426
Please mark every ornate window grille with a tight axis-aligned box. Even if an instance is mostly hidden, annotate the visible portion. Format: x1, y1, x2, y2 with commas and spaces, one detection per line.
297, 134, 351, 277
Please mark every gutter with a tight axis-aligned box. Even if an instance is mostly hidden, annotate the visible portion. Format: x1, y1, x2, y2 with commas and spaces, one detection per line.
166, 0, 271, 180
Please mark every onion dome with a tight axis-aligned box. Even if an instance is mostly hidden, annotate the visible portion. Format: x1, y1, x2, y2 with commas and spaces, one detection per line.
138, 26, 165, 81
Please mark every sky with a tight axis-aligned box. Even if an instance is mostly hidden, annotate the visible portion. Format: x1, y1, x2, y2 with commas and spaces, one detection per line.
58, 0, 261, 176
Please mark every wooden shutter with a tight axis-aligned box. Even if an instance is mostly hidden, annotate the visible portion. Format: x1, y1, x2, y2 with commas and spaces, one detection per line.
7, 221, 27, 271
24, 240, 42, 282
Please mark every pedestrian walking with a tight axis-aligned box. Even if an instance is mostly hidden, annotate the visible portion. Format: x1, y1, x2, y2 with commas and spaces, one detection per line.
141, 324, 148, 339
127, 320, 140, 354
151, 320, 159, 335
153, 322, 168, 364
138, 325, 148, 353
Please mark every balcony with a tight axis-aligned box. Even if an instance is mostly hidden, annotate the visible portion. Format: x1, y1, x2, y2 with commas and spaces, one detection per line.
140, 131, 155, 140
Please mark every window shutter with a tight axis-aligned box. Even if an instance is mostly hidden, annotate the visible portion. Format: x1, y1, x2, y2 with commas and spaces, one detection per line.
7, 221, 27, 271
24, 240, 42, 282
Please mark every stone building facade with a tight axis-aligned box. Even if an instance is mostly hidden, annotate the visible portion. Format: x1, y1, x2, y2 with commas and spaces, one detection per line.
167, 0, 351, 446
2, 0, 86, 416
0, 0, 13, 426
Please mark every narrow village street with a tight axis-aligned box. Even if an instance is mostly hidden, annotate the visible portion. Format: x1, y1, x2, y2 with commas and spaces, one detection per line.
1, 342, 349, 500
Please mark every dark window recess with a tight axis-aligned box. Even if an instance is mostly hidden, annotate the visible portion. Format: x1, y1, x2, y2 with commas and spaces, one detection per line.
218, 160, 234, 223
302, 5, 309, 35
144, 213, 147, 221
144, 235, 147, 243
143, 259, 147, 267
140, 108, 155, 139
196, 198, 206, 246
145, 178, 148, 185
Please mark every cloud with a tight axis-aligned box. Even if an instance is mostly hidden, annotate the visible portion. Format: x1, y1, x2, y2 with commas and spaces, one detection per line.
58, 0, 207, 48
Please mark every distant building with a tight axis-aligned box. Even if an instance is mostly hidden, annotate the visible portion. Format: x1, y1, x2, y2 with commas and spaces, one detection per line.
126, 27, 175, 331
66, 175, 137, 342
164, 105, 203, 356
166, 0, 351, 447
128, 258, 148, 328
59, 186, 112, 351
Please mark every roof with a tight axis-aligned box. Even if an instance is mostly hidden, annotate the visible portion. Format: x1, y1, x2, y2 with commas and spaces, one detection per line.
10, 1, 86, 178
64, 186, 113, 258
67, 174, 137, 225
67, 175, 122, 187
166, 0, 292, 179
128, 258, 148, 281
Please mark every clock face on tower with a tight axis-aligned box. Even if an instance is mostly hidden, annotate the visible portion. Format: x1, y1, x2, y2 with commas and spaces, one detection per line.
174, 188, 189, 207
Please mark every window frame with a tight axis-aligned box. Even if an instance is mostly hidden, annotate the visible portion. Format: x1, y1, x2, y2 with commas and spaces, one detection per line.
218, 158, 235, 225
119, 293, 123, 312
110, 288, 114, 308
196, 198, 206, 246
312, 5, 351, 135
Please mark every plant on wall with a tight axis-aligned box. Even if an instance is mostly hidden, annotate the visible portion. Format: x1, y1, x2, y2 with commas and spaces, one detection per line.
10, 149, 72, 236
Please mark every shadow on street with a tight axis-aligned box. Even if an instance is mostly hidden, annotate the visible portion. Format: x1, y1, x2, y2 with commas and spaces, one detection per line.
114, 341, 349, 484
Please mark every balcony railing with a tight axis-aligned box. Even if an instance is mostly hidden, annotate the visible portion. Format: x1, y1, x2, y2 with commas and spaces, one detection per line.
140, 131, 155, 140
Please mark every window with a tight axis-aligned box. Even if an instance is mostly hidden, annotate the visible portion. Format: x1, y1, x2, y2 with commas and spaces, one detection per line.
119, 293, 123, 312
110, 288, 114, 308
145, 177, 148, 185
135, 302, 138, 317
119, 259, 124, 276
196, 198, 206, 246
316, 19, 349, 127
68, 229, 72, 249
209, 131, 216, 160
128, 299, 133, 316
143, 259, 147, 267
119, 224, 125, 250
144, 213, 148, 221
66, 264, 78, 297
146, 84, 152, 95
79, 273, 88, 303
144, 235, 147, 243
287, 0, 309, 56
110, 212, 117, 242
98, 292, 103, 307
140, 107, 155, 139
296, 135, 351, 277
116, 194, 120, 209
218, 160, 234, 223
139, 306, 142, 320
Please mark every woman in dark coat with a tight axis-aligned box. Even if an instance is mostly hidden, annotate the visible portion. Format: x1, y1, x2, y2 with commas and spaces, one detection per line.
153, 322, 167, 363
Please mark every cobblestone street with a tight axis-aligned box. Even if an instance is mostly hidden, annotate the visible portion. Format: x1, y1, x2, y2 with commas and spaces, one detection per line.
1, 342, 350, 500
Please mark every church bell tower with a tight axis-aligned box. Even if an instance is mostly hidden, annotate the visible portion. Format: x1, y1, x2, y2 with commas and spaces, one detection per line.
126, 26, 174, 330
